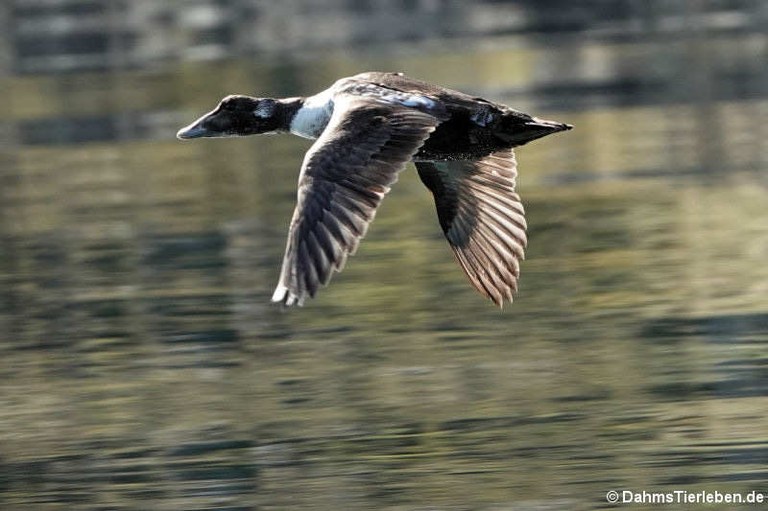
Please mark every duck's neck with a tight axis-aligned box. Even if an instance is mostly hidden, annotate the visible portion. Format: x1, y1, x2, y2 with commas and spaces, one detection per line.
276, 97, 305, 132
287, 90, 335, 139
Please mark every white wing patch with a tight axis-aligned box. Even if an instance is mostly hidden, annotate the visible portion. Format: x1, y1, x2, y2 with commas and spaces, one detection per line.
340, 82, 438, 111
400, 94, 437, 109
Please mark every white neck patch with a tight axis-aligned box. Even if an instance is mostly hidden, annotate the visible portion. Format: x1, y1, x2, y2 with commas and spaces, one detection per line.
290, 89, 334, 140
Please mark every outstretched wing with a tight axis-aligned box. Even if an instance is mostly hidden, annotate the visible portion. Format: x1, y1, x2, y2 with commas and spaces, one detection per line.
272, 95, 441, 306
415, 149, 527, 307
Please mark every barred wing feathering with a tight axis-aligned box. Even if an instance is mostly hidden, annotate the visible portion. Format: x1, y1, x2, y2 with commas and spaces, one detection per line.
272, 95, 441, 306
416, 149, 527, 306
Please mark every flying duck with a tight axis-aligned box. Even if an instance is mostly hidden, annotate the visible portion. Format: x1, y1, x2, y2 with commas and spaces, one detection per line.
177, 72, 571, 307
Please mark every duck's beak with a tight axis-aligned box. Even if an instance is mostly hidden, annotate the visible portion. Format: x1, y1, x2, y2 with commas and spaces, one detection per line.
176, 117, 211, 139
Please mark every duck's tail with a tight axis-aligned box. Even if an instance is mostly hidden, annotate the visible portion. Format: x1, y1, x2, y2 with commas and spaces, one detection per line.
497, 114, 572, 147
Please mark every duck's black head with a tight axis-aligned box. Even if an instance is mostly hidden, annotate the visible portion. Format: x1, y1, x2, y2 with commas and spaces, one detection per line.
177, 95, 294, 139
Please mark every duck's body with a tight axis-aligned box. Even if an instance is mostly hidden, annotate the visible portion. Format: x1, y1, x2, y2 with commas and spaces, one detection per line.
177, 72, 571, 307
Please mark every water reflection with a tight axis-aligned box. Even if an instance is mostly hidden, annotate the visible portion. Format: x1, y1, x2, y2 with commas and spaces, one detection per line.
2, 5, 768, 511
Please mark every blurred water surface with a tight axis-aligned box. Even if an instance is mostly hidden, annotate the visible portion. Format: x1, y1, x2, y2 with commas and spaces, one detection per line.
1, 8, 768, 511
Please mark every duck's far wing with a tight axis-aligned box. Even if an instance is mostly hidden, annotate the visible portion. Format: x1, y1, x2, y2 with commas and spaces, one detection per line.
415, 149, 527, 307
272, 96, 441, 306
